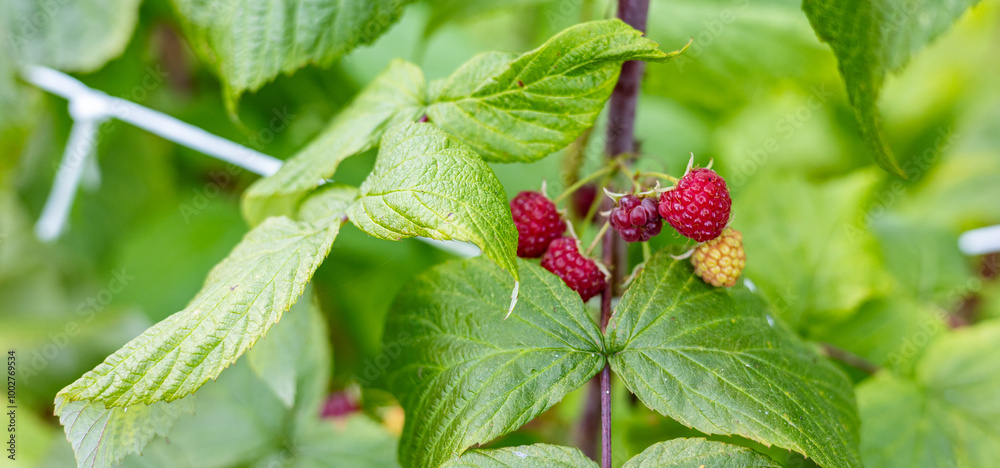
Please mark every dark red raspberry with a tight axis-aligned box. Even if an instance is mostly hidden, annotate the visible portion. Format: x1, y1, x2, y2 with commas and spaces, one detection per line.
570, 184, 598, 219
609, 195, 662, 243
510, 191, 566, 258
541, 238, 607, 301
658, 168, 731, 242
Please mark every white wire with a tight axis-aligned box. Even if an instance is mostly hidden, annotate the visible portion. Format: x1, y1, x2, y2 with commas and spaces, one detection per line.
22, 66, 283, 177
34, 118, 103, 241
959, 225, 1000, 256
23, 65, 479, 257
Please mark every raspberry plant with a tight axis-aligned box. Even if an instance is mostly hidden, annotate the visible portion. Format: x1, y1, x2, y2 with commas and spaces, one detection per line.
4, 1, 1000, 468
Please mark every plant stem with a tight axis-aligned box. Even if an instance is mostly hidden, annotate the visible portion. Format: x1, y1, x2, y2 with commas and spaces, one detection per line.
579, 171, 616, 239
638, 171, 679, 183
585, 222, 611, 256
555, 165, 613, 203
820, 343, 880, 375
600, 363, 612, 468
578, 1, 650, 465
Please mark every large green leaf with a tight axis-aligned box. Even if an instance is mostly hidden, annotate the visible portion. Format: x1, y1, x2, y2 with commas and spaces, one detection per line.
858, 320, 1000, 467
441, 444, 597, 467
802, 0, 981, 176
623, 438, 781, 467
348, 123, 519, 280
56, 289, 325, 468
172, 0, 413, 108
117, 295, 399, 468
606, 249, 861, 468
383, 257, 604, 467
427, 19, 687, 163
55, 216, 340, 410
7, 0, 141, 72
734, 171, 888, 329
242, 60, 425, 226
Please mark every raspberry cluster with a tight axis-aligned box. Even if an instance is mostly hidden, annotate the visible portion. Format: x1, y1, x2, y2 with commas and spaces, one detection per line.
658, 168, 731, 242
509, 159, 742, 296
609, 194, 662, 243
510, 191, 566, 258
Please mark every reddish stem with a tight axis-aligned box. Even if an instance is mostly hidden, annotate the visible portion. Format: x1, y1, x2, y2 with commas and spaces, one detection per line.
600, 363, 612, 468
597, 2, 652, 467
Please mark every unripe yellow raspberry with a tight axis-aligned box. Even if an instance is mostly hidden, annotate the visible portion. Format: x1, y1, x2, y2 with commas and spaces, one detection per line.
691, 228, 745, 287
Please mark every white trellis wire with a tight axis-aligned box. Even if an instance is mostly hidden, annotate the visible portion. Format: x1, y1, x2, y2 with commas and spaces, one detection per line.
22, 65, 480, 258
20, 65, 1000, 258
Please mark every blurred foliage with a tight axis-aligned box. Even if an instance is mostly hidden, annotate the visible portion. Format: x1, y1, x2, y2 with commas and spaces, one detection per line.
1, 0, 1000, 466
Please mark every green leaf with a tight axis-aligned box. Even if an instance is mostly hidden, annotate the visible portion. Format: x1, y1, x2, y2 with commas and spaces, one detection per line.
248, 288, 319, 407
7, 0, 141, 72
858, 321, 1000, 467
384, 257, 604, 467
813, 297, 946, 374
427, 19, 687, 163
870, 216, 973, 302
242, 60, 425, 226
54, 216, 340, 409
288, 416, 402, 468
897, 151, 1000, 230
734, 171, 888, 329
422, 0, 554, 39
115, 292, 386, 468
606, 249, 861, 468
297, 183, 360, 225
348, 123, 519, 280
55, 398, 196, 468
441, 444, 598, 467
802, 0, 981, 176
645, 0, 830, 115
622, 438, 781, 468
172, 0, 413, 108
0, 11, 24, 134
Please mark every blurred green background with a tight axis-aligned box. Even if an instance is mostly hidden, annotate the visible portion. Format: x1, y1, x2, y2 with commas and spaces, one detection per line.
2, 0, 999, 466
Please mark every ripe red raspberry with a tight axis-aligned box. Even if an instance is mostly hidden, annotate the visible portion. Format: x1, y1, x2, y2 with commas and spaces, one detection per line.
691, 228, 745, 287
659, 168, 731, 242
609, 194, 662, 243
541, 238, 607, 301
510, 191, 566, 258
